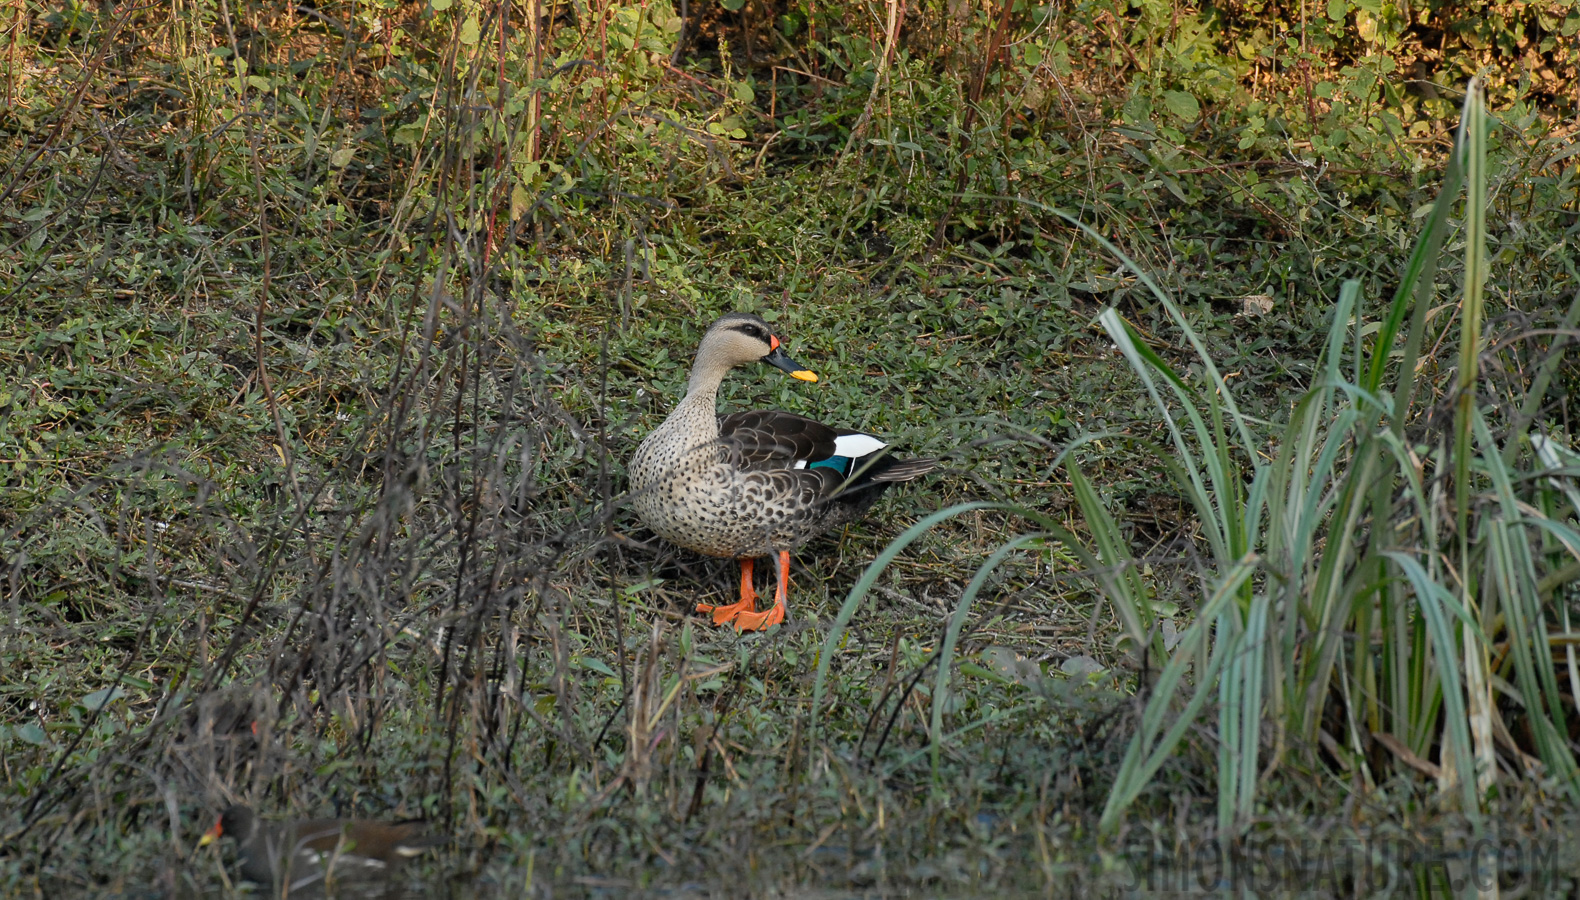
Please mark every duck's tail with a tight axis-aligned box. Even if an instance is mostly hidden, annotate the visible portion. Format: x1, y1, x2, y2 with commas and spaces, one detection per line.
861, 456, 939, 483
834, 452, 938, 499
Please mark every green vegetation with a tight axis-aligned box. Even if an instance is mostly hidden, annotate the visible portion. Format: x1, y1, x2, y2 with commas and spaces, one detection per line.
1, 0, 1578, 892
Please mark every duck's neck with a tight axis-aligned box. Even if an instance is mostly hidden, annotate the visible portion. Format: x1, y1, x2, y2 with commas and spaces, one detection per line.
686, 354, 733, 396
663, 365, 726, 439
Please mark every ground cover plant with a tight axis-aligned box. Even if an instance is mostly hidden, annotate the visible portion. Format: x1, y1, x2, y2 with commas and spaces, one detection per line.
1, 0, 1579, 893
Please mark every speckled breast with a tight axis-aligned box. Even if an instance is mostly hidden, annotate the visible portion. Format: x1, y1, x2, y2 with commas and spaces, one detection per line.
630, 437, 810, 558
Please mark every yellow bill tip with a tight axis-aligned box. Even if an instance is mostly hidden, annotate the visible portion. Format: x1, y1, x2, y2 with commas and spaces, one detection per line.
198, 820, 223, 848
791, 370, 818, 383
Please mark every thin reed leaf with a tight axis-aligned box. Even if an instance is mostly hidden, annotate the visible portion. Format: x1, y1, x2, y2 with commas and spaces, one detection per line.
808, 500, 1009, 754
1099, 554, 1259, 835
929, 532, 1047, 781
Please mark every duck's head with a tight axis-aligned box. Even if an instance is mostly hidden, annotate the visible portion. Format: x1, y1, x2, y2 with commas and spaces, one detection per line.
690, 313, 819, 390
198, 804, 258, 847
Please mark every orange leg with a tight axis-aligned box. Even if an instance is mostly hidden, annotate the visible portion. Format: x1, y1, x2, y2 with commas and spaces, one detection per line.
696, 557, 758, 625
734, 551, 788, 631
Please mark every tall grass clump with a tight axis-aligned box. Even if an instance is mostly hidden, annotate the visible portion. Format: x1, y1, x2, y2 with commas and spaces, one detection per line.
1083, 80, 1580, 832
821, 77, 1580, 838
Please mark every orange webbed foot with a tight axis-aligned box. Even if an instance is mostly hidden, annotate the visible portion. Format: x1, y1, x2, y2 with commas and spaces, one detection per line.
697, 558, 759, 626
732, 551, 790, 632
696, 598, 755, 626
732, 601, 784, 632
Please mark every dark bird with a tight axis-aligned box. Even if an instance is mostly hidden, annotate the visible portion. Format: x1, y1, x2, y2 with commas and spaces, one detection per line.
198, 804, 442, 891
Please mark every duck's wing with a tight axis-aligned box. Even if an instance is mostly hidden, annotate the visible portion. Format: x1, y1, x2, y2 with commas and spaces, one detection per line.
717, 410, 840, 469
716, 410, 851, 508
718, 410, 933, 504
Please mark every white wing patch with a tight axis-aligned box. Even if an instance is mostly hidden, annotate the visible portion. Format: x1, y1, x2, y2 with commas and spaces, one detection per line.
793, 460, 807, 469
832, 433, 886, 458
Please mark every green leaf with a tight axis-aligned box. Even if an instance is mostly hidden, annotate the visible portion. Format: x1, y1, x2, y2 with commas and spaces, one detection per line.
579, 657, 616, 677
459, 14, 480, 44
82, 686, 126, 710
430, 0, 452, 9
511, 183, 531, 220
393, 123, 424, 146
732, 81, 754, 103
1159, 174, 1187, 201
1356, 10, 1377, 41
1162, 90, 1200, 121
721, 0, 744, 10
329, 147, 355, 168
17, 723, 49, 745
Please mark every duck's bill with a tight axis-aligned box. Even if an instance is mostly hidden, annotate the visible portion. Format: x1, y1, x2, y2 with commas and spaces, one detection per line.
763, 346, 819, 383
